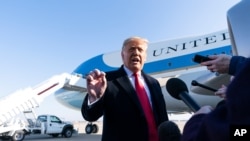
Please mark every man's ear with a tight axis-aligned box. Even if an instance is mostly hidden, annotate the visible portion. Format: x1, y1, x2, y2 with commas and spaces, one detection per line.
121, 51, 124, 60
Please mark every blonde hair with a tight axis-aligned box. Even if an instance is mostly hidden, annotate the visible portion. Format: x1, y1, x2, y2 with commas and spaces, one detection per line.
122, 36, 149, 49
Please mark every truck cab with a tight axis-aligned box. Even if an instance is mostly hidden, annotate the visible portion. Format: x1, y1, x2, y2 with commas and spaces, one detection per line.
34, 114, 74, 138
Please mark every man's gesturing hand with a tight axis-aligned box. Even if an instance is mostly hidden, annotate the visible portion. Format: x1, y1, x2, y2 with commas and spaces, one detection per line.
86, 69, 107, 103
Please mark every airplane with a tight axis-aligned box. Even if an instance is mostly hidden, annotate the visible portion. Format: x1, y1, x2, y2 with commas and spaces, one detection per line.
0, 0, 247, 135
54, 0, 250, 134
54, 29, 234, 133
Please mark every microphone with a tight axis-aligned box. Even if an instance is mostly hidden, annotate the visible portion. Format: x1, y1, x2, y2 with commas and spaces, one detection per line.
158, 120, 181, 141
191, 80, 217, 92
166, 78, 200, 112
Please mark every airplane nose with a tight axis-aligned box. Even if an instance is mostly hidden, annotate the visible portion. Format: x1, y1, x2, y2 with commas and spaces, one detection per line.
54, 73, 88, 110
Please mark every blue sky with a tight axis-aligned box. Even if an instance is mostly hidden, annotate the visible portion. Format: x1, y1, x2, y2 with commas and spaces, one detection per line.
0, 0, 240, 121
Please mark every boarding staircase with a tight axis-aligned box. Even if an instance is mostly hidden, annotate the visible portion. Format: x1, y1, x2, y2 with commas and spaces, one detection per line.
0, 73, 73, 125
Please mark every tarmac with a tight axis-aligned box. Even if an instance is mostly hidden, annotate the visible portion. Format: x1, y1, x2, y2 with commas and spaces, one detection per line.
72, 120, 186, 133
22, 121, 103, 141
14, 120, 186, 141
24, 133, 101, 141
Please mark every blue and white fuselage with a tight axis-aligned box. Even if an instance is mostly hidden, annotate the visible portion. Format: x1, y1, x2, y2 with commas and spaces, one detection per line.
74, 30, 231, 77
54, 29, 232, 113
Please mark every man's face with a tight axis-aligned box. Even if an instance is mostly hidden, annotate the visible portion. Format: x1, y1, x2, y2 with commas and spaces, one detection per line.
121, 39, 147, 73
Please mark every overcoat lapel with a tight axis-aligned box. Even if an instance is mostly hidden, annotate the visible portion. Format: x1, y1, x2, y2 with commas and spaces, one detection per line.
116, 75, 145, 113
141, 71, 160, 123
113, 67, 146, 115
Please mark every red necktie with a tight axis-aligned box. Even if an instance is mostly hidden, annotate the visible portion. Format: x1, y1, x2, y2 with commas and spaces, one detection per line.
134, 73, 159, 141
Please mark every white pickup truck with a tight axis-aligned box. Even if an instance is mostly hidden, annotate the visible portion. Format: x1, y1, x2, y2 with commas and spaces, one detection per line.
0, 114, 75, 141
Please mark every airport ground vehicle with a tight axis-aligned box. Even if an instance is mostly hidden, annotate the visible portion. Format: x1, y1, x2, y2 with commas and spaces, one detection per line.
0, 111, 75, 141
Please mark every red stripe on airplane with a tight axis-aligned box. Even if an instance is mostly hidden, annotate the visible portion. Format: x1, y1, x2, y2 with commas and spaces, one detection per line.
37, 83, 59, 95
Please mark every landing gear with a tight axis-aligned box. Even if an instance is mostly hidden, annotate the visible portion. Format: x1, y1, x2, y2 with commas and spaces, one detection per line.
85, 122, 99, 134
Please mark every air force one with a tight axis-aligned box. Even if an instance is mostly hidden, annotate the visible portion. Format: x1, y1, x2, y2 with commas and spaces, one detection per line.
0, 30, 236, 134
54, 29, 232, 115
52, 29, 233, 133
54, 1, 249, 124
1, 0, 248, 135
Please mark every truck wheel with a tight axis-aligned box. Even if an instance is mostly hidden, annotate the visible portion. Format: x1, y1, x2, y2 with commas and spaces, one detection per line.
12, 130, 25, 141
85, 123, 93, 134
63, 128, 73, 138
92, 124, 99, 133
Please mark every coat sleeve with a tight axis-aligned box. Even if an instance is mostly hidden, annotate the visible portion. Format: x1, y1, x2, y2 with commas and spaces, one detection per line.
229, 56, 247, 75
181, 114, 206, 141
81, 94, 104, 122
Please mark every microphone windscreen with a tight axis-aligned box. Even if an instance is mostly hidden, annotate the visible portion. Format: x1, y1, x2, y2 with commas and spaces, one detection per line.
166, 78, 189, 100
191, 80, 198, 86
158, 120, 181, 141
